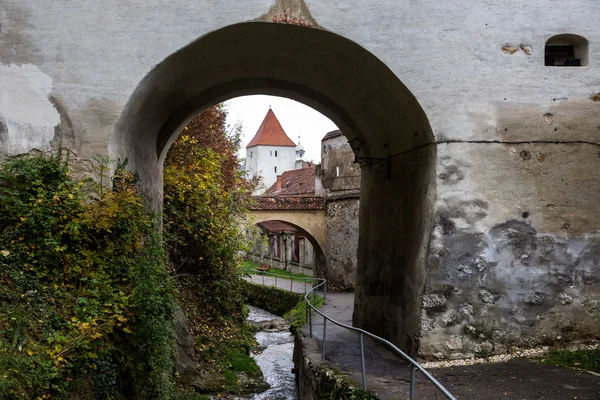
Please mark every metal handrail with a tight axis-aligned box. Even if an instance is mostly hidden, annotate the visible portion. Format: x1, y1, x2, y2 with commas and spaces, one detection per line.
305, 280, 456, 400
241, 267, 327, 299
242, 268, 456, 399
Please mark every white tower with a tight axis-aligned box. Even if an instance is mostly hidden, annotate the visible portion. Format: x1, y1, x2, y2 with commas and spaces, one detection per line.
245, 108, 297, 195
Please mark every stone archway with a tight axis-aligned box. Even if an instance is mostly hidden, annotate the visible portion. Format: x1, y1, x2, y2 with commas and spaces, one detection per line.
247, 209, 326, 280
245, 216, 326, 278
111, 22, 436, 355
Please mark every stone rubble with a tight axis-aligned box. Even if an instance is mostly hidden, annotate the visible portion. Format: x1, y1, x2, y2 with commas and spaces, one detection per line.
421, 343, 599, 369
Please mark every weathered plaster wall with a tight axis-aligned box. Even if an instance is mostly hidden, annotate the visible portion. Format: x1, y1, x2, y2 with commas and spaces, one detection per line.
321, 132, 361, 290
421, 142, 600, 359
1, 0, 599, 356
0, 63, 59, 154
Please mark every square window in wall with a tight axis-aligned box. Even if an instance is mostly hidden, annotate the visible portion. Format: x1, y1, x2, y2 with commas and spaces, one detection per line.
274, 166, 277, 173
275, 151, 278, 157
270, 151, 272, 156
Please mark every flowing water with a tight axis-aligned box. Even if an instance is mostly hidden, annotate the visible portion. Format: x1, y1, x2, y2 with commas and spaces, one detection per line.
245, 305, 299, 400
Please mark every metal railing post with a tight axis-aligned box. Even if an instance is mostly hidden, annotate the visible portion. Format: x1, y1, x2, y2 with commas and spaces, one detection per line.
308, 303, 313, 337
305, 298, 309, 322
360, 332, 367, 391
321, 316, 327, 360
410, 365, 416, 400
324, 280, 328, 302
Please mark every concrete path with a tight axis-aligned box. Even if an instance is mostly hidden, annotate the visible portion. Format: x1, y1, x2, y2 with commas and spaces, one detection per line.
248, 276, 600, 399
243, 273, 314, 294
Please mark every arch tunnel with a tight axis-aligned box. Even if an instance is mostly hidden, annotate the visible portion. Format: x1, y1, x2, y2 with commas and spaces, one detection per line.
111, 22, 437, 355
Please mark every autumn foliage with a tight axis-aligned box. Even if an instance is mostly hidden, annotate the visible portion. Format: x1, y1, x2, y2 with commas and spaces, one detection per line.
163, 105, 260, 393
163, 104, 253, 277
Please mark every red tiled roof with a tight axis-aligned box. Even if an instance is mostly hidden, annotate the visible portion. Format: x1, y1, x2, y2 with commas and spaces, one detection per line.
246, 109, 297, 148
263, 166, 315, 196
249, 196, 325, 210
258, 220, 298, 233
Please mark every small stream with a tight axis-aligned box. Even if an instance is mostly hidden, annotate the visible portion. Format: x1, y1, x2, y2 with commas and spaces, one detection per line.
245, 305, 299, 400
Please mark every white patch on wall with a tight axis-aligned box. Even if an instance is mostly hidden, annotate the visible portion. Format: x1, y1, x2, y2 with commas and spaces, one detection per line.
0, 63, 60, 155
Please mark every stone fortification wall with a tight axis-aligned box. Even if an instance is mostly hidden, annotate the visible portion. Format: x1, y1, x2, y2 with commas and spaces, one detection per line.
420, 143, 600, 358
320, 131, 361, 290
1, 0, 598, 357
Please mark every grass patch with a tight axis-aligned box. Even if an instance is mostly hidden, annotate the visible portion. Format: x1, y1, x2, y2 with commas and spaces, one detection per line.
220, 345, 267, 393
540, 348, 600, 372
223, 347, 260, 374
285, 295, 325, 333
243, 259, 312, 280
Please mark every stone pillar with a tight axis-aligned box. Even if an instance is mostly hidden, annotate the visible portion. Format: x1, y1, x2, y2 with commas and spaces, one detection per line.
353, 146, 437, 356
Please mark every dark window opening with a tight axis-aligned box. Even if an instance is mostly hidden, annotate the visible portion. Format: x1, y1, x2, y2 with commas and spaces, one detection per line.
274, 166, 277, 173
275, 150, 278, 157
545, 34, 588, 67
545, 45, 577, 66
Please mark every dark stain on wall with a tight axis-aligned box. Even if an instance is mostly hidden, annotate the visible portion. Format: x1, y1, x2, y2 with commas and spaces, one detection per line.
0, 117, 7, 143
438, 156, 469, 185
49, 95, 77, 150
423, 219, 600, 358
435, 198, 489, 236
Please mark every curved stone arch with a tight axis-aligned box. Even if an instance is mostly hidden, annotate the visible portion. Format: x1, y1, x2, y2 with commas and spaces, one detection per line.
246, 212, 327, 279
248, 210, 326, 257
111, 21, 437, 354
110, 22, 434, 209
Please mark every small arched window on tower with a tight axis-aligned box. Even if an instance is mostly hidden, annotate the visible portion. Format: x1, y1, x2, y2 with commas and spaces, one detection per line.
545, 34, 588, 67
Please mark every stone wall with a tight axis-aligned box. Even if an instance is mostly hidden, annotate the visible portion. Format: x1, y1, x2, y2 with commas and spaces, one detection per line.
325, 199, 359, 291
293, 333, 372, 400
320, 131, 361, 290
420, 143, 600, 359
1, 0, 599, 357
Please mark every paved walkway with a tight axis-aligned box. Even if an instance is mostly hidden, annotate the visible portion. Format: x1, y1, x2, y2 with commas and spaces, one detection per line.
248, 275, 600, 399
244, 273, 312, 294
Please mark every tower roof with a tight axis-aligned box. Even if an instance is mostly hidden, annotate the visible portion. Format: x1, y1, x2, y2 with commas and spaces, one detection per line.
246, 109, 297, 148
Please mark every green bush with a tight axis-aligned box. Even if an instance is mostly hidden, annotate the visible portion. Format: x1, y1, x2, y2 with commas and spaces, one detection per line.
0, 152, 175, 399
240, 280, 303, 316
284, 295, 324, 333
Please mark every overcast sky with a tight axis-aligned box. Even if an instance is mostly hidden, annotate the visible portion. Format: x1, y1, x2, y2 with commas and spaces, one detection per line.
224, 95, 338, 163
